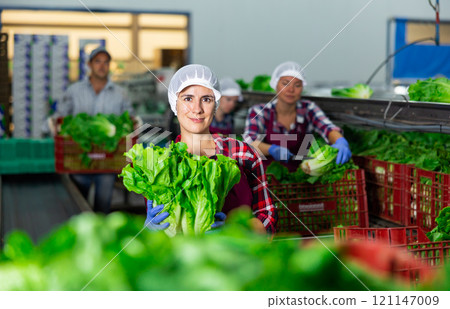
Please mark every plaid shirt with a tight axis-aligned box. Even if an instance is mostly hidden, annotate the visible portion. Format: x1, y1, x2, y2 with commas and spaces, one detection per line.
243, 99, 341, 144
175, 134, 277, 233
210, 113, 234, 133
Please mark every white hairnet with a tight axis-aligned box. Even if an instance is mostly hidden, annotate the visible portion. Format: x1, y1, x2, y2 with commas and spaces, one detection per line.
219, 77, 242, 97
168, 64, 221, 116
269, 61, 307, 90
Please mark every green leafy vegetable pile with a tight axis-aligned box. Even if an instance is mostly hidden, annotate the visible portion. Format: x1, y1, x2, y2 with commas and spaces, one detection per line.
427, 207, 450, 242
408, 78, 450, 103
119, 142, 241, 237
60, 112, 134, 166
235, 79, 250, 91
331, 84, 373, 99
235, 75, 275, 93
0, 209, 413, 291
344, 126, 450, 174
250, 74, 274, 92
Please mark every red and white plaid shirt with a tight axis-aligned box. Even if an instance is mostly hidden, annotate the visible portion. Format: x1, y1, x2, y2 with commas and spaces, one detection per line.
175, 134, 277, 233
243, 99, 342, 144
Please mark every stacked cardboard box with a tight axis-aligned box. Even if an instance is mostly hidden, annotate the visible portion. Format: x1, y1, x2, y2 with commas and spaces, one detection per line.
50, 35, 69, 116
31, 34, 51, 138
12, 34, 32, 138
12, 34, 69, 138
0, 33, 9, 138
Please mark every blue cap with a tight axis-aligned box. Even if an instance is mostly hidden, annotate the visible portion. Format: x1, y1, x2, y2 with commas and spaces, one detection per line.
89, 46, 111, 61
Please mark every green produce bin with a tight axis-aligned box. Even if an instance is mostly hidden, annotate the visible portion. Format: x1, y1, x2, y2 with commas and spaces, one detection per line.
0, 138, 55, 174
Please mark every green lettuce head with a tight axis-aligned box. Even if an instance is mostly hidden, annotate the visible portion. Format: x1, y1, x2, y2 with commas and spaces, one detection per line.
300, 144, 338, 176
331, 83, 373, 99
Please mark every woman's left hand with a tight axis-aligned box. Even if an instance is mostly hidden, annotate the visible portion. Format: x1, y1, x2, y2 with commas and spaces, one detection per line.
332, 137, 352, 164
211, 212, 227, 229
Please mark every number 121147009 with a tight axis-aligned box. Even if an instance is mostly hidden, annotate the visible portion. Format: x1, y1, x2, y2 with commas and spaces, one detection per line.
372, 295, 439, 306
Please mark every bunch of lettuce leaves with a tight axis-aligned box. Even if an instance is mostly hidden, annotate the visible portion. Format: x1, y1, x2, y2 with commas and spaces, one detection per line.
119, 142, 241, 237
0, 209, 410, 291
234, 74, 276, 93
60, 112, 134, 166
344, 126, 450, 174
408, 78, 450, 103
251, 74, 274, 92
331, 83, 374, 99
235, 79, 250, 91
266, 142, 358, 185
427, 207, 450, 242
300, 144, 339, 177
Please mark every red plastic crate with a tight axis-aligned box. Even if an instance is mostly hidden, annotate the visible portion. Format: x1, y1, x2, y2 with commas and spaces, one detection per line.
340, 241, 436, 287
334, 226, 430, 245
334, 226, 450, 285
268, 169, 369, 236
54, 117, 136, 174
354, 156, 410, 225
54, 135, 131, 174
404, 167, 450, 232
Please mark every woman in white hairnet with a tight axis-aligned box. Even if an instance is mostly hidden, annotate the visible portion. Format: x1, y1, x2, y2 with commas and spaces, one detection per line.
145, 64, 277, 234
243, 61, 351, 172
209, 77, 242, 135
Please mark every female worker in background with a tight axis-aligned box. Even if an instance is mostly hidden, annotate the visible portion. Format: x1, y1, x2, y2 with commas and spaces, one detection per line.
146, 64, 277, 234
209, 77, 242, 135
243, 61, 351, 172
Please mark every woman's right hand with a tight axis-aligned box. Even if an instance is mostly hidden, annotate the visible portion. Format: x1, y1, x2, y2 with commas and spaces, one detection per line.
249, 217, 267, 234
145, 200, 170, 231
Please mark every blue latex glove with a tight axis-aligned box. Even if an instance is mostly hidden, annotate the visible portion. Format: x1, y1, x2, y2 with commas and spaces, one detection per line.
268, 144, 293, 162
331, 137, 352, 164
145, 200, 170, 231
206, 212, 227, 234
211, 212, 226, 229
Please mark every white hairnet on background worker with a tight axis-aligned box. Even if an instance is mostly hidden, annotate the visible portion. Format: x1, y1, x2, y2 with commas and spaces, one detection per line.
219, 77, 242, 98
168, 64, 221, 116
269, 61, 307, 90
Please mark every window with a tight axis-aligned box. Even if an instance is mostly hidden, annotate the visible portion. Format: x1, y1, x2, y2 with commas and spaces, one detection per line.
1, 10, 189, 81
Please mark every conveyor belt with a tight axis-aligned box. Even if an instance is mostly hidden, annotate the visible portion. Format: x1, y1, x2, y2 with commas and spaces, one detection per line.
0, 173, 92, 246
241, 92, 450, 130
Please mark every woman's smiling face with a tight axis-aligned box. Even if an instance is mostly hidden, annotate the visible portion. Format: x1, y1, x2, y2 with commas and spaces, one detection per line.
176, 85, 216, 135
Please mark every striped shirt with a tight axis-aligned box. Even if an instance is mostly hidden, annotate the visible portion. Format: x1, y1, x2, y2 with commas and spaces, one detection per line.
175, 134, 277, 233
55, 78, 133, 117
243, 99, 341, 144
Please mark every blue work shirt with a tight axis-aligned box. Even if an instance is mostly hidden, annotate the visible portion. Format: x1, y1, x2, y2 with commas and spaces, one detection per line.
55, 77, 133, 117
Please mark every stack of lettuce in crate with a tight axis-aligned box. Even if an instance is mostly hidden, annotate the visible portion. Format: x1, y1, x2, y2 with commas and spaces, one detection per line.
266, 138, 369, 236
345, 126, 450, 230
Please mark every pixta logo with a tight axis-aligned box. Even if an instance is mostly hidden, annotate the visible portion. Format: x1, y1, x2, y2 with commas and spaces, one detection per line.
242, 133, 319, 161
126, 126, 319, 162
125, 123, 172, 162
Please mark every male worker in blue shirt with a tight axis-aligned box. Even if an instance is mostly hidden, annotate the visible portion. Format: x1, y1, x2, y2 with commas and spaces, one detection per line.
51, 46, 134, 214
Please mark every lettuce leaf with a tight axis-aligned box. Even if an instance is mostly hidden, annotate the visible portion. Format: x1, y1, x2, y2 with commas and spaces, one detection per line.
427, 207, 450, 242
